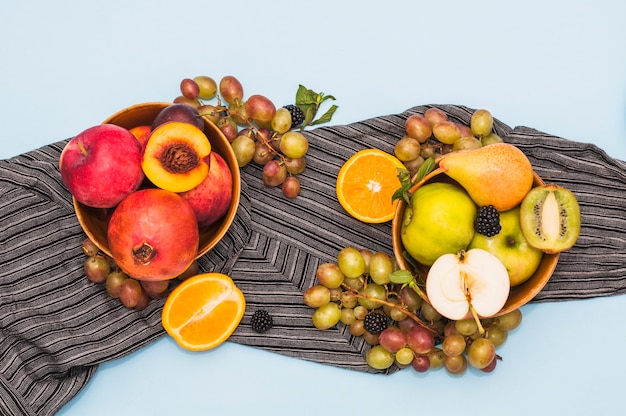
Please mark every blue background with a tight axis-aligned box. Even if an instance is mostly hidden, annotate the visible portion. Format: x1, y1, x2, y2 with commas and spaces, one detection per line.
2, 1, 626, 415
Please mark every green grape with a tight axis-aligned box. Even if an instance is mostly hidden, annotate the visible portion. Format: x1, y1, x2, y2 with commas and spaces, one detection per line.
395, 347, 415, 366
467, 338, 496, 370
442, 334, 466, 357
368, 252, 394, 285
481, 132, 504, 146
394, 136, 421, 162
193, 75, 217, 100
303, 285, 331, 308
340, 291, 358, 309
315, 263, 344, 289
283, 157, 306, 175
312, 302, 341, 330
279, 131, 309, 159
197, 104, 221, 124
349, 319, 366, 336
357, 283, 386, 310
427, 347, 445, 370
343, 276, 364, 291
353, 305, 369, 320
359, 248, 373, 275
496, 309, 522, 331
230, 135, 256, 167
432, 121, 461, 145
444, 354, 467, 375
340, 308, 356, 325
455, 318, 479, 336
271, 107, 292, 134
485, 325, 508, 348
329, 287, 342, 302
336, 247, 366, 278
366, 345, 395, 370
363, 330, 380, 346
470, 109, 494, 137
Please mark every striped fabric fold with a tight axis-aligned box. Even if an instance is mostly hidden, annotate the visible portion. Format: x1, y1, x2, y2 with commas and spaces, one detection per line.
1, 105, 625, 415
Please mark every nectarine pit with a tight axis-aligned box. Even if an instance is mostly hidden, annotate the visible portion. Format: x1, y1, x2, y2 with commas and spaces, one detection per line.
159, 142, 200, 174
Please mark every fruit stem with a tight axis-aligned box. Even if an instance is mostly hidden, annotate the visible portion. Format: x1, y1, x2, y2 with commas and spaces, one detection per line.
342, 284, 438, 335
468, 303, 485, 335
77, 140, 88, 157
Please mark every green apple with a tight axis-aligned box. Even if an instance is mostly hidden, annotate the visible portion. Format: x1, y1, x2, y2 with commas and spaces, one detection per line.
401, 182, 476, 266
469, 206, 543, 286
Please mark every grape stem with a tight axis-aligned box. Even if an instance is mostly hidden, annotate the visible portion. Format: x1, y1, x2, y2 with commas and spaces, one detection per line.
342, 284, 438, 335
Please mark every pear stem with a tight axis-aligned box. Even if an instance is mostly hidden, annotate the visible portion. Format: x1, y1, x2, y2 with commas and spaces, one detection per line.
468, 303, 485, 335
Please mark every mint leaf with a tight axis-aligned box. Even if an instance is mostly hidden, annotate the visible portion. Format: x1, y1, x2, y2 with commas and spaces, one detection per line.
414, 157, 435, 183
294, 84, 338, 129
311, 104, 338, 126
389, 269, 414, 285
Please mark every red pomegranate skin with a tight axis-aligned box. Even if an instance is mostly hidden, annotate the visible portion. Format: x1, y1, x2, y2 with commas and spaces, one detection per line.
107, 188, 199, 281
59, 124, 144, 208
179, 152, 233, 228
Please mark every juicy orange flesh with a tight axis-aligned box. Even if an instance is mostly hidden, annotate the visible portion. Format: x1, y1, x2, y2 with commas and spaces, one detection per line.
337, 149, 404, 222
162, 273, 245, 350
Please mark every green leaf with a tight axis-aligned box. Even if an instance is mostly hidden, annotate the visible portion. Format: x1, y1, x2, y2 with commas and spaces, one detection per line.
389, 269, 414, 285
414, 157, 436, 183
311, 104, 338, 126
296, 85, 318, 106
391, 167, 412, 204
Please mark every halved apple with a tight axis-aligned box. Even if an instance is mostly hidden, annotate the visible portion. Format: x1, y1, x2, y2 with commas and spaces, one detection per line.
425, 248, 510, 321
142, 121, 211, 193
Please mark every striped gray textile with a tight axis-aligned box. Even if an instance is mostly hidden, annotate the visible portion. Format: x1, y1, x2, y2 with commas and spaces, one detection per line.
1, 104, 625, 415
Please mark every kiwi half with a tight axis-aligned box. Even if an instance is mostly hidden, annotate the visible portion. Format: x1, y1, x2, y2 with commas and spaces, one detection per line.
520, 184, 581, 253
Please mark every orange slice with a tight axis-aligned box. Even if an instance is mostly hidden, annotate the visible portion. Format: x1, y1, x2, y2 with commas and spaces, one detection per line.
336, 148, 406, 223
162, 272, 245, 351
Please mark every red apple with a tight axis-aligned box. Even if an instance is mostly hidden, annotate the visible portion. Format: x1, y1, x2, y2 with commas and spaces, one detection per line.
59, 124, 144, 208
107, 188, 199, 281
179, 152, 233, 228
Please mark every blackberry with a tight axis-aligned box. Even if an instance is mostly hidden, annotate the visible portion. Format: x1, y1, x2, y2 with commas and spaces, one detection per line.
283, 104, 305, 127
474, 205, 501, 237
363, 312, 388, 334
251, 309, 273, 333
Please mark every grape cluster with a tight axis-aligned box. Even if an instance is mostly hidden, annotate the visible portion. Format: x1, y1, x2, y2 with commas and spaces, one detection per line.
172, 75, 337, 199
303, 246, 523, 375
81, 237, 198, 310
395, 107, 503, 177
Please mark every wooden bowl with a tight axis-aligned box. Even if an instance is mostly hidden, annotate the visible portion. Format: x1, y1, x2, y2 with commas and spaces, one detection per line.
391, 167, 559, 317
73, 102, 241, 260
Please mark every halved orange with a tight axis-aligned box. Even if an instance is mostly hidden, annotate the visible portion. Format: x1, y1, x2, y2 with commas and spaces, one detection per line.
336, 148, 406, 223
162, 272, 245, 351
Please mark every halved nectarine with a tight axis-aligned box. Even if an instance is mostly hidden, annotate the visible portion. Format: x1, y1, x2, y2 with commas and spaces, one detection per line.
142, 121, 211, 192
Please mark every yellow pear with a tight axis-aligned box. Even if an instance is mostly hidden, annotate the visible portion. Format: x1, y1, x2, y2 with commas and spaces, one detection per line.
438, 143, 534, 211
